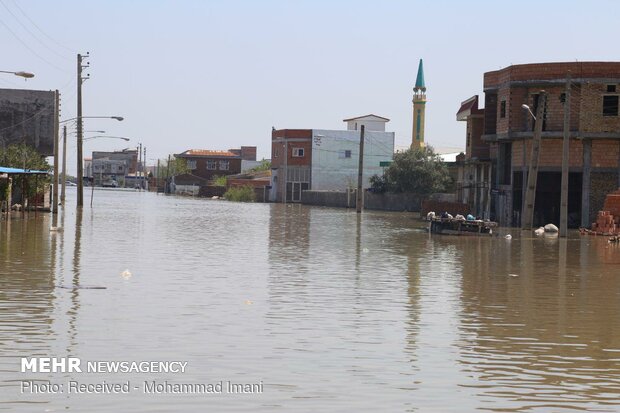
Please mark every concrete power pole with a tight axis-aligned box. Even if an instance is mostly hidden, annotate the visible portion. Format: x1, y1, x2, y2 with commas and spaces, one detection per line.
522, 92, 547, 230
560, 74, 571, 237
143, 146, 147, 190
356, 125, 365, 213
76, 53, 89, 207
61, 125, 67, 206
52, 90, 59, 214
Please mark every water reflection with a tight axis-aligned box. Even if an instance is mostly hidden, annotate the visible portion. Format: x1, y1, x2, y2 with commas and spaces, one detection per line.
1, 193, 620, 412
0, 213, 56, 404
457, 234, 620, 412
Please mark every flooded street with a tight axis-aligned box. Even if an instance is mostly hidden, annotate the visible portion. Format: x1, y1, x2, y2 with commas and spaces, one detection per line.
1, 189, 620, 412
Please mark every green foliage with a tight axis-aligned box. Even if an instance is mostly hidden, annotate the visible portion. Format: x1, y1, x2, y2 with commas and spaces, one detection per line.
158, 156, 191, 177
224, 185, 255, 202
0, 144, 50, 201
369, 174, 390, 194
212, 175, 228, 187
370, 146, 450, 196
249, 159, 271, 172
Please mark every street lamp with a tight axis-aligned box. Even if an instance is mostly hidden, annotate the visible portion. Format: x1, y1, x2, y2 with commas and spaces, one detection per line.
521, 104, 536, 120
59, 115, 124, 206
84, 136, 130, 142
0, 70, 35, 79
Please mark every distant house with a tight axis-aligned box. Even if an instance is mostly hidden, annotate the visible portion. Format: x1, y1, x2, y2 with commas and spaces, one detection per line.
271, 115, 395, 202
174, 146, 257, 188
90, 149, 139, 187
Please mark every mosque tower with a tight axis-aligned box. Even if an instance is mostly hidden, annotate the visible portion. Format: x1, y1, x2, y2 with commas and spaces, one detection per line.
411, 59, 426, 148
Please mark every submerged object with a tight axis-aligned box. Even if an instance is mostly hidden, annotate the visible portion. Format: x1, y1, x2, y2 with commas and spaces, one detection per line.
544, 223, 559, 233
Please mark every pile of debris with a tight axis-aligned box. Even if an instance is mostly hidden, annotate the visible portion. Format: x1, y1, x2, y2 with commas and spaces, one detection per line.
581, 189, 620, 236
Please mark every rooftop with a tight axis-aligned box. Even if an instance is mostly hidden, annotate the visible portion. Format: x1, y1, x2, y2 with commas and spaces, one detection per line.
342, 114, 390, 122
178, 149, 240, 158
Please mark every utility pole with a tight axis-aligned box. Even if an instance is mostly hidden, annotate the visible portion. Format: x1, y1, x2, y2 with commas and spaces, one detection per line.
52, 89, 59, 214
156, 159, 160, 192
61, 125, 67, 206
143, 146, 147, 190
76, 52, 89, 207
166, 154, 171, 194
560, 74, 571, 237
138, 143, 142, 190
356, 125, 365, 213
522, 91, 547, 230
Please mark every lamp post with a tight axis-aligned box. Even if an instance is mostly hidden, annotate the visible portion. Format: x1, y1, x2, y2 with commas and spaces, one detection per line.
521, 93, 547, 230
84, 136, 130, 142
60, 116, 124, 207
0, 70, 34, 79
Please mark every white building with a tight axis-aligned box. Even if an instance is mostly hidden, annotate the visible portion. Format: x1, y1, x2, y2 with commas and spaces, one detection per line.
270, 115, 395, 201
312, 115, 394, 190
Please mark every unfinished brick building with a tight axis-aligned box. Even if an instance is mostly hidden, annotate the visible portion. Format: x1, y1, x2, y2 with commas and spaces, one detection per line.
458, 62, 620, 227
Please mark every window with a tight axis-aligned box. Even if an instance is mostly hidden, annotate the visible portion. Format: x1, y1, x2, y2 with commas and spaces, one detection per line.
219, 160, 229, 170
607, 84, 617, 93
292, 148, 304, 157
274, 147, 279, 158
603, 95, 619, 117
500, 100, 506, 118
339, 150, 352, 159
187, 160, 197, 170
206, 160, 217, 170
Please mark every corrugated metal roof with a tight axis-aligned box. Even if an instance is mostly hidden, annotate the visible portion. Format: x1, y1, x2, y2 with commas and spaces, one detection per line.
0, 166, 49, 175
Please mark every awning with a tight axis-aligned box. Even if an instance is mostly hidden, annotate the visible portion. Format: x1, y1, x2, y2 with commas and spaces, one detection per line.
0, 166, 49, 175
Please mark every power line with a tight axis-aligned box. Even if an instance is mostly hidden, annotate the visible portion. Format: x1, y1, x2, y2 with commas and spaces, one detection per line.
9, 0, 76, 54
0, 0, 71, 61
0, 15, 66, 72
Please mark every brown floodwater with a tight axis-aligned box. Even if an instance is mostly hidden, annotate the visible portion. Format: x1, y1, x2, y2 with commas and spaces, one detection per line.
1, 188, 619, 412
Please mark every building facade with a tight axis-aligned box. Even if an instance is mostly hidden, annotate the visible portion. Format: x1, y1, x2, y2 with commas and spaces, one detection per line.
455, 95, 492, 218
174, 148, 253, 187
459, 62, 620, 227
91, 149, 138, 187
271, 115, 395, 202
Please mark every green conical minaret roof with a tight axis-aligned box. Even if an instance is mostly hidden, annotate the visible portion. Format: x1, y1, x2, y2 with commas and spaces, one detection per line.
414, 59, 425, 91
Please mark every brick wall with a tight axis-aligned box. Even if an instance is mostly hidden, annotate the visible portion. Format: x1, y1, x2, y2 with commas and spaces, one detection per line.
579, 84, 620, 133
590, 172, 620, 224
485, 62, 620, 88
512, 139, 585, 168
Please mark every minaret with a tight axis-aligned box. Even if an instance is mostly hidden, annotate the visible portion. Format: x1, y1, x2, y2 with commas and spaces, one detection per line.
411, 59, 427, 148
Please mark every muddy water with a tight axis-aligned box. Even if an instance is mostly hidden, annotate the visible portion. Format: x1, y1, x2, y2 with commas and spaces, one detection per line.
1, 189, 619, 412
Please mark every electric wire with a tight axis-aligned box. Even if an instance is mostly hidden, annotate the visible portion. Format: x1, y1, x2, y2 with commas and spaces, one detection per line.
0, 0, 71, 61
0, 15, 66, 72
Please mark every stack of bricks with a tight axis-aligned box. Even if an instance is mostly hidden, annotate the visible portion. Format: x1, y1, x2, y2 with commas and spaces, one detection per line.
591, 189, 620, 235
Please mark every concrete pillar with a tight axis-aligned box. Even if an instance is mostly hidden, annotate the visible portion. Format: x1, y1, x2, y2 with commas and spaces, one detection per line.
473, 165, 479, 215
617, 140, 620, 188
581, 139, 592, 227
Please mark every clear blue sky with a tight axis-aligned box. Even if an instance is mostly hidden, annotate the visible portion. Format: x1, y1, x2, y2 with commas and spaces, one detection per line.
1, 0, 617, 173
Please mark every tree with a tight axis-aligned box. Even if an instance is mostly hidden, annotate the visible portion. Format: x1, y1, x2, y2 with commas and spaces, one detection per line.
249, 159, 271, 172
0, 143, 50, 202
157, 156, 190, 178
370, 146, 450, 196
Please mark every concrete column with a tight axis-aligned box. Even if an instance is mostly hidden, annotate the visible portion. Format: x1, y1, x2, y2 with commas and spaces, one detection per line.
581, 139, 592, 228
473, 165, 479, 215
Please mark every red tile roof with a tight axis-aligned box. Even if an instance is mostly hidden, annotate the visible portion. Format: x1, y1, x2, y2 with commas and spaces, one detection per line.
178, 149, 239, 157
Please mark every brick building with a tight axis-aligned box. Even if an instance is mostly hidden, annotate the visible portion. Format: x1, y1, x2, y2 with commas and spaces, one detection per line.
458, 62, 620, 227
270, 115, 395, 202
